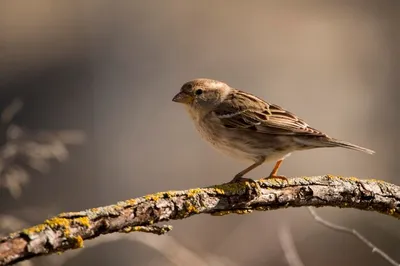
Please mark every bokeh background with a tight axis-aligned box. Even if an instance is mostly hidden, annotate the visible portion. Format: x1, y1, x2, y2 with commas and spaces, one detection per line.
1, 1, 399, 265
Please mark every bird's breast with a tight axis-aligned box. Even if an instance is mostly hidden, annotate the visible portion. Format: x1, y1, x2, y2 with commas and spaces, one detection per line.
191, 113, 293, 162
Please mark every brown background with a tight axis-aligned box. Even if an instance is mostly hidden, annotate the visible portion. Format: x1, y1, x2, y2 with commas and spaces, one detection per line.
1, 1, 399, 265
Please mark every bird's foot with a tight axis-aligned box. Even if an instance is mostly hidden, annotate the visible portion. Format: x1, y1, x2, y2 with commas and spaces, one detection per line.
228, 174, 255, 184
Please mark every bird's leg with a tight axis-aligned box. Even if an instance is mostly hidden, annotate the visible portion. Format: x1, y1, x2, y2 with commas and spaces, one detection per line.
229, 159, 264, 183
260, 159, 288, 182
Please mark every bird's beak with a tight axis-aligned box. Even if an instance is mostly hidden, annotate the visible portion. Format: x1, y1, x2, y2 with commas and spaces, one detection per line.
172, 92, 193, 104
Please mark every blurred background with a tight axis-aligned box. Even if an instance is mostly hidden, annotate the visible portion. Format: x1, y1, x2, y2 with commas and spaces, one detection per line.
0, 1, 399, 265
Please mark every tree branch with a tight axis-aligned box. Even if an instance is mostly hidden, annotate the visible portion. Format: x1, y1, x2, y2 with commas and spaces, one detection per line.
1, 175, 400, 265
308, 207, 400, 266
278, 226, 305, 266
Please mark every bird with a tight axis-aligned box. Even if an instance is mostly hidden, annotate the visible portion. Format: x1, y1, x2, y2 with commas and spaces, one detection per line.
172, 78, 374, 183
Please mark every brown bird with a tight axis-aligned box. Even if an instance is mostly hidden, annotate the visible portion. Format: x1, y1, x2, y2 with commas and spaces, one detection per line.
172, 78, 374, 183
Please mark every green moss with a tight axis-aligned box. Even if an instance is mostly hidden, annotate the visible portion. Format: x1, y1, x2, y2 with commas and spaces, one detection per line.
212, 182, 247, 195
259, 178, 285, 187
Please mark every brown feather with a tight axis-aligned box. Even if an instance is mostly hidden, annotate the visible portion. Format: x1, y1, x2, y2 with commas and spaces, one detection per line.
214, 90, 326, 136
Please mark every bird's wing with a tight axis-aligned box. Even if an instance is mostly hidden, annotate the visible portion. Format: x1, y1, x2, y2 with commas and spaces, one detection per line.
213, 90, 326, 136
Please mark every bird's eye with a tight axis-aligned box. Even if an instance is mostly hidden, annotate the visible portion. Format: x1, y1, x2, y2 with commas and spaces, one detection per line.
195, 89, 203, 95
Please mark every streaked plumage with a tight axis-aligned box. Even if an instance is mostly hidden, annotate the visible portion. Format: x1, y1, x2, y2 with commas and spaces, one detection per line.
172, 78, 374, 183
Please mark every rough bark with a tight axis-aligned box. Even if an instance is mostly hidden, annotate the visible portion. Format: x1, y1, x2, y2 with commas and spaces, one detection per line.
1, 175, 400, 266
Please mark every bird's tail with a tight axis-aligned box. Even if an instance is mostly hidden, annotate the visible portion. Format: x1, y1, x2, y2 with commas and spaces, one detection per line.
324, 138, 375, 155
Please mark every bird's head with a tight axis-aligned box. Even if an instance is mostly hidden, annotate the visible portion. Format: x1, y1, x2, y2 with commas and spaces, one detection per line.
172, 78, 231, 115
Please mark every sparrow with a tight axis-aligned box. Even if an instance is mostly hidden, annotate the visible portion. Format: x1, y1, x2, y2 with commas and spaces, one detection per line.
172, 78, 374, 183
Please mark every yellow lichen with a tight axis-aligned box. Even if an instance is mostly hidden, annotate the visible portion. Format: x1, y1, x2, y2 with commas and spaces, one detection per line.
347, 177, 360, 182
368, 178, 385, 184
128, 226, 145, 233
144, 192, 169, 201
211, 210, 232, 216
271, 178, 284, 185
187, 188, 203, 198
115, 198, 137, 208
23, 216, 87, 249
211, 209, 252, 216
113, 206, 123, 212
22, 224, 47, 235
74, 217, 90, 228
144, 195, 156, 201
45, 217, 71, 229
44, 217, 71, 237
234, 209, 253, 215
164, 191, 178, 198
214, 187, 225, 195
122, 225, 172, 234
184, 202, 199, 214
122, 226, 133, 233
72, 235, 84, 249
255, 206, 270, 211
126, 199, 137, 205
335, 176, 360, 183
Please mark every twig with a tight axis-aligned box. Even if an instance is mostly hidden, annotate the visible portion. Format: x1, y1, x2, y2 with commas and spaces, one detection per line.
0, 98, 85, 198
308, 207, 400, 266
1, 99, 23, 125
278, 226, 305, 266
1, 175, 400, 266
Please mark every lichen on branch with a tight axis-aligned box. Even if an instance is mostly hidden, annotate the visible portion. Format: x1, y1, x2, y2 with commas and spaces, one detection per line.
1, 175, 400, 266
